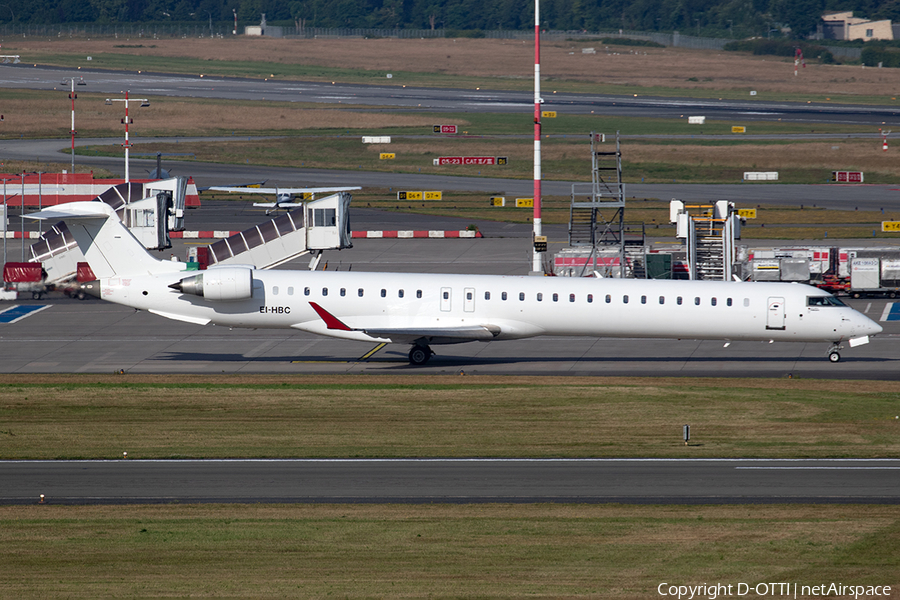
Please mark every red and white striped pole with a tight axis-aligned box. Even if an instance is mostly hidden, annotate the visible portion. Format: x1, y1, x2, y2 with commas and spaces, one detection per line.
123, 90, 131, 182
69, 78, 76, 174
532, 0, 543, 274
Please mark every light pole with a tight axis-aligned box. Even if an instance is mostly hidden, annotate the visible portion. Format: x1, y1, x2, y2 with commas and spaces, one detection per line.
532, 0, 543, 274
61, 76, 85, 174
233, 9, 237, 35
105, 91, 149, 183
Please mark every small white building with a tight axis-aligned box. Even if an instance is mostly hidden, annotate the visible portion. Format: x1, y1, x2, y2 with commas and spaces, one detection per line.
244, 13, 284, 38
821, 12, 894, 41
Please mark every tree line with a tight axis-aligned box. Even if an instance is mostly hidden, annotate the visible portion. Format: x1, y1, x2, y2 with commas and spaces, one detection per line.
4, 0, 900, 40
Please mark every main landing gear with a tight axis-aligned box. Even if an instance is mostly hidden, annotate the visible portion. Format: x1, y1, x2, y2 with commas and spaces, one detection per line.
408, 345, 433, 366
827, 342, 843, 363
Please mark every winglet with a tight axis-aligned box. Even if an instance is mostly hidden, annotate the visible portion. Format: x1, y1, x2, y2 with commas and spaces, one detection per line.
308, 302, 352, 331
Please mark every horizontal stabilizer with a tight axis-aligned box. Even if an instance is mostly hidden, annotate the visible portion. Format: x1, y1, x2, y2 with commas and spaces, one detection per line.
25, 202, 116, 221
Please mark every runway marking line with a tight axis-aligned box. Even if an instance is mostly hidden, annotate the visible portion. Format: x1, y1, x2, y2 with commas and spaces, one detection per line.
880, 302, 900, 322
0, 305, 50, 324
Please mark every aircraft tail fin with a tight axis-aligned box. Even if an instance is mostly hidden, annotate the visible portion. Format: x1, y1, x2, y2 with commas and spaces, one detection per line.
26, 202, 180, 279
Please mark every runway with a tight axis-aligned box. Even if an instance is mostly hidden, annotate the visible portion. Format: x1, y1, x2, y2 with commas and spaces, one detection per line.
4, 63, 900, 126
3, 459, 898, 504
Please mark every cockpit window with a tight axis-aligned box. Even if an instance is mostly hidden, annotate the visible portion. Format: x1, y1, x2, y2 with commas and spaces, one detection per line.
808, 296, 846, 307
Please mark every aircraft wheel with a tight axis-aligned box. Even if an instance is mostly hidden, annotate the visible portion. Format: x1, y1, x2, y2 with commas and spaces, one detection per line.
829, 351, 841, 363
408, 346, 432, 366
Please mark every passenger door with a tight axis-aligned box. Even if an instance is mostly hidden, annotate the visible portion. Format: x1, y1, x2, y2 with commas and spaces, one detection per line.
766, 296, 785, 330
440, 287, 452, 312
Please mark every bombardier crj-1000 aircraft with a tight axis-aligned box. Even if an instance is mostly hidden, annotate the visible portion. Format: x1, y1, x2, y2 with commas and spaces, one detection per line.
31, 202, 882, 365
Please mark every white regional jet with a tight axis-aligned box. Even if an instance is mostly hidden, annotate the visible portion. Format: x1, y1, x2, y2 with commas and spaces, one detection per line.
30, 202, 882, 365
208, 185, 361, 215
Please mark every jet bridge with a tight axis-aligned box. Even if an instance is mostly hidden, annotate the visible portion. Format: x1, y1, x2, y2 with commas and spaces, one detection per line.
203, 192, 353, 269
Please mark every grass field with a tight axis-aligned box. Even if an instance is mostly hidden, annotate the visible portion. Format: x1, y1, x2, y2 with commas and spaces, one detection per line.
1, 376, 898, 596
75, 133, 900, 186
9, 37, 900, 104
1, 375, 899, 459
1, 504, 897, 598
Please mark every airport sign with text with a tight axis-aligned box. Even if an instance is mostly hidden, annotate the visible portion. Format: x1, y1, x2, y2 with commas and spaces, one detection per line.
435, 156, 507, 166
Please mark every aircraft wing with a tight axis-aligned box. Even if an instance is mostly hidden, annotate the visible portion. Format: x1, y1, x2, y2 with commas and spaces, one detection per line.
254, 202, 302, 208
308, 302, 500, 343
209, 186, 361, 195
196, 181, 267, 192
361, 326, 500, 344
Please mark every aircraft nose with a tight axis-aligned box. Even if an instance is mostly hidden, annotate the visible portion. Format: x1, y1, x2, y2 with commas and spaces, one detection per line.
860, 313, 883, 336
869, 318, 884, 335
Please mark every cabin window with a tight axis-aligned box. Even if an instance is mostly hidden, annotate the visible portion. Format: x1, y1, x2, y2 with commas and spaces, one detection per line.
552, 293, 559, 302
605, 294, 611, 304
569, 293, 575, 303
694, 297, 700, 306
711, 297, 717, 306
623, 295, 629, 304
744, 298, 750, 307
659, 296, 665, 305
485, 291, 491, 300
519, 292, 525, 301
417, 290, 422, 299
358, 288, 364, 297
322, 288, 328, 296
587, 294, 593, 303
287, 287, 294, 296
641, 295, 647, 304
304, 287, 310, 296
677, 296, 683, 305
381, 289, 387, 298
727, 297, 733, 307
273, 286, 279, 295
399, 289, 404, 298
467, 291, 473, 300
502, 292, 508, 301
340, 288, 346, 297
537, 293, 543, 302
443, 291, 449, 300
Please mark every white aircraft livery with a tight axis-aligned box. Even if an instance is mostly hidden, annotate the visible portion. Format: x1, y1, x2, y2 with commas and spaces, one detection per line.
30, 202, 882, 365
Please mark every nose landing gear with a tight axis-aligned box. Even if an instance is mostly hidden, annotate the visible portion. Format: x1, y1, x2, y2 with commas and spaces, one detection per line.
408, 345, 433, 366
827, 342, 843, 363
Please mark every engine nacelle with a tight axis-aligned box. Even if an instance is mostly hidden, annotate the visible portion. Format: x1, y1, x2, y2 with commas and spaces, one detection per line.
169, 267, 253, 301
